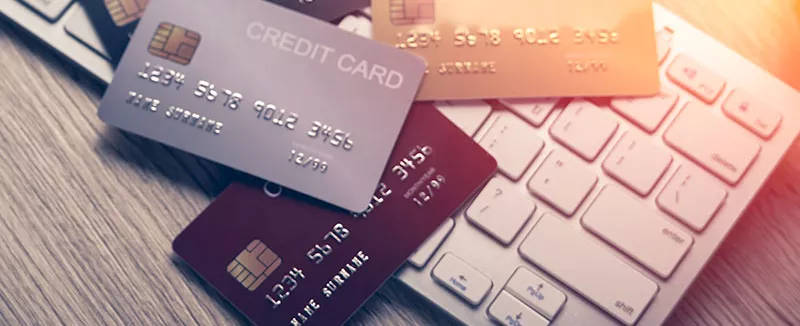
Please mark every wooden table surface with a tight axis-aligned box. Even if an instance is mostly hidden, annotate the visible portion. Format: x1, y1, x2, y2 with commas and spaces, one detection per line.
1, 0, 799, 325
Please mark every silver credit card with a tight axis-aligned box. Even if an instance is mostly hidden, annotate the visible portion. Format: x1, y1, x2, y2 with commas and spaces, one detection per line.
97, 0, 426, 212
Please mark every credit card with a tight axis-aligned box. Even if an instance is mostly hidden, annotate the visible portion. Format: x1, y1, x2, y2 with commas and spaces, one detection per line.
79, 0, 369, 64
371, 0, 661, 100
97, 0, 427, 212
80, 0, 141, 63
172, 102, 498, 326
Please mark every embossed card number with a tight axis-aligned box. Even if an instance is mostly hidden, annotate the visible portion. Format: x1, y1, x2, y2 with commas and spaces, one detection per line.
132, 63, 354, 174
372, 0, 662, 100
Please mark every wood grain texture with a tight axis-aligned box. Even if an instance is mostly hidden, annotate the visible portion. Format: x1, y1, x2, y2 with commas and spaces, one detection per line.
0, 0, 798, 325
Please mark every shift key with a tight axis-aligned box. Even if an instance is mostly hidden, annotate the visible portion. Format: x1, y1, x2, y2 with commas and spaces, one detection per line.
519, 214, 658, 325
664, 102, 761, 184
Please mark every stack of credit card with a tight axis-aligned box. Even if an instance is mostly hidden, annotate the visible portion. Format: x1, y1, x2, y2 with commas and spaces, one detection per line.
92, 0, 660, 324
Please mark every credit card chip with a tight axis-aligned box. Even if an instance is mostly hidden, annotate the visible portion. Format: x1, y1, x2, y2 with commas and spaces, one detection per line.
390, 0, 435, 25
104, 0, 149, 27
227, 240, 282, 291
148, 23, 201, 65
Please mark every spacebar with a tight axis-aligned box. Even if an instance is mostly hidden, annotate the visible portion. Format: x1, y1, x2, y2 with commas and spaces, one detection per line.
519, 214, 658, 325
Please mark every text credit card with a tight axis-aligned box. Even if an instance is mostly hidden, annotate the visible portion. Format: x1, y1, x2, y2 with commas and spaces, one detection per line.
97, 0, 427, 212
80, 0, 369, 64
172, 103, 498, 326
371, 0, 661, 100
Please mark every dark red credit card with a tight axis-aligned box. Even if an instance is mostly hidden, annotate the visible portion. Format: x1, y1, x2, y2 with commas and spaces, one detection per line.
172, 102, 497, 326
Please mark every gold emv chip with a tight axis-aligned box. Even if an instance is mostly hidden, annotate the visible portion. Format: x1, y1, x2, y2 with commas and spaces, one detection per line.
104, 0, 149, 27
148, 23, 201, 65
389, 0, 435, 25
227, 240, 281, 291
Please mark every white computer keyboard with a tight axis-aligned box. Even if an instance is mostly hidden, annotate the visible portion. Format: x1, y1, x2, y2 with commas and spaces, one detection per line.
4, 1, 800, 325
342, 4, 800, 326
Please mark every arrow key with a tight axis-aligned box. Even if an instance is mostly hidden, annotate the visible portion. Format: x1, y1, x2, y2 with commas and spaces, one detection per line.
432, 253, 493, 306
488, 291, 550, 326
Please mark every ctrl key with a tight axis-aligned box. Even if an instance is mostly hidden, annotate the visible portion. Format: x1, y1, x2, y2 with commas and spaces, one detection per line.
432, 253, 493, 306
488, 291, 549, 326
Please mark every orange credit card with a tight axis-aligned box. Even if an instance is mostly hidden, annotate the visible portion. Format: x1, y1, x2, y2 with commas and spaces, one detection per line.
372, 0, 661, 100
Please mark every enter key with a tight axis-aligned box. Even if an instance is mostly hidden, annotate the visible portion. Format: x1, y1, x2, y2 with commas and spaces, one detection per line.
582, 186, 693, 278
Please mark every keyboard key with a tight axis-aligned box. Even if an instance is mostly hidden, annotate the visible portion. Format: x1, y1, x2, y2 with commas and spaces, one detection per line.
519, 215, 658, 325
667, 54, 726, 103
655, 27, 674, 64
657, 166, 727, 231
488, 291, 550, 326
64, 4, 110, 59
432, 253, 493, 306
722, 89, 782, 139
337, 14, 371, 38
550, 100, 618, 161
408, 218, 454, 268
499, 98, 559, 127
505, 267, 566, 319
478, 113, 545, 180
434, 100, 492, 137
466, 177, 535, 245
582, 186, 693, 278
528, 150, 597, 216
610, 88, 679, 133
602, 131, 672, 196
358, 6, 371, 17
20, 0, 73, 22
664, 101, 761, 184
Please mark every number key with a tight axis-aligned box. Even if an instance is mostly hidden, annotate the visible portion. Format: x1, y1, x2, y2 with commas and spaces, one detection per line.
667, 54, 726, 104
